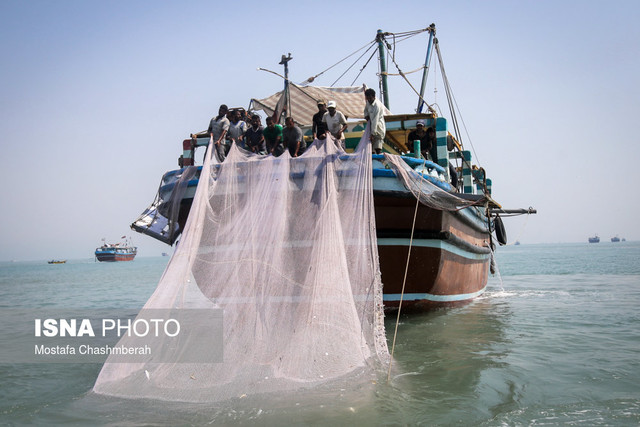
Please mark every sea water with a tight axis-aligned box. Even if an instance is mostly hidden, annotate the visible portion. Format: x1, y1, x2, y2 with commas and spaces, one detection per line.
1, 243, 639, 426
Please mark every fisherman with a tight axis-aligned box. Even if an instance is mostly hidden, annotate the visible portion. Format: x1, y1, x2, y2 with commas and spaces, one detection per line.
282, 117, 305, 157
363, 88, 386, 154
426, 126, 437, 162
244, 114, 265, 154
312, 100, 328, 140
407, 120, 431, 158
227, 109, 248, 150
323, 100, 348, 150
421, 125, 459, 189
208, 104, 230, 161
263, 116, 284, 156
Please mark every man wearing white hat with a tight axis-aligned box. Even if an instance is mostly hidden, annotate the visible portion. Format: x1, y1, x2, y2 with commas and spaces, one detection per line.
322, 100, 348, 149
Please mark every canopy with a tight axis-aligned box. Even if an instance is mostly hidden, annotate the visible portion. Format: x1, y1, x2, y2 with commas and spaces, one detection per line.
251, 84, 391, 125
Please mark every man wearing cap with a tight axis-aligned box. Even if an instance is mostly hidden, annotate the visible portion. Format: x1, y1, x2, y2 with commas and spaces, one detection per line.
407, 120, 432, 158
312, 100, 328, 140
363, 88, 386, 154
322, 100, 348, 149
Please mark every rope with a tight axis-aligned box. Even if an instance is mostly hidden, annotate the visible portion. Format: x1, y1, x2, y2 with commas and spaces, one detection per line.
434, 42, 478, 182
381, 65, 425, 76
332, 43, 377, 87
301, 40, 375, 85
382, 42, 436, 114
349, 47, 378, 86
387, 158, 424, 383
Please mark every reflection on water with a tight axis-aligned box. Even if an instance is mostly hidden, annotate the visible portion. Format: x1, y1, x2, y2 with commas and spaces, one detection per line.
376, 297, 512, 425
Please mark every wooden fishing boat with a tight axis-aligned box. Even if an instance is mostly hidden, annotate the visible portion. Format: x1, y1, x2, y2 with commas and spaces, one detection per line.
95, 239, 137, 262
47, 260, 66, 264
131, 26, 534, 309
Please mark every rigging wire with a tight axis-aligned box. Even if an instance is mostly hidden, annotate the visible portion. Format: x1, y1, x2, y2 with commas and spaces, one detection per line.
349, 46, 378, 86
382, 42, 436, 114
327, 27, 429, 88
327, 42, 377, 87
300, 40, 375, 85
434, 42, 482, 169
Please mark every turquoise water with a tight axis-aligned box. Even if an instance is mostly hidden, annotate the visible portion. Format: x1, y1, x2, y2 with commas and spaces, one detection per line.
1, 243, 639, 425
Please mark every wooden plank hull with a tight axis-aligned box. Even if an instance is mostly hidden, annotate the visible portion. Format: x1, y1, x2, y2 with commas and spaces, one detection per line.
374, 193, 491, 309
133, 158, 492, 309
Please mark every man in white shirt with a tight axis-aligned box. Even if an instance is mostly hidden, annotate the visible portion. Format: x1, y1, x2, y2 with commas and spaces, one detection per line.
322, 100, 348, 150
208, 104, 230, 161
363, 89, 386, 154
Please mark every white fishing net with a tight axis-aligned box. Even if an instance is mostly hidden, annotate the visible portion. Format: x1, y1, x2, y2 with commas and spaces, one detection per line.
384, 154, 485, 211
93, 130, 389, 402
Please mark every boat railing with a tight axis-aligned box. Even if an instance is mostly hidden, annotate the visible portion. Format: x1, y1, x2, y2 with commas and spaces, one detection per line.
176, 114, 490, 198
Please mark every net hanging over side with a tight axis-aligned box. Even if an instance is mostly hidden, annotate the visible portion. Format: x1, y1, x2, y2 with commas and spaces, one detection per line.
93, 130, 389, 403
383, 153, 486, 211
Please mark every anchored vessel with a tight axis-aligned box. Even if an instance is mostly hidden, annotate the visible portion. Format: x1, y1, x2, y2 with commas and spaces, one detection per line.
589, 235, 600, 243
95, 239, 137, 262
131, 26, 534, 309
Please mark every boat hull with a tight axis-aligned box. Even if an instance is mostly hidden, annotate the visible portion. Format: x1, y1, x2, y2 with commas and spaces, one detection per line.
374, 192, 490, 309
94, 249, 137, 262
132, 155, 492, 309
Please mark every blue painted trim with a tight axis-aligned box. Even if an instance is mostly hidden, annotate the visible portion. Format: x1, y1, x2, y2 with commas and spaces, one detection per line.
160, 179, 199, 194
372, 154, 446, 176
384, 286, 486, 302
163, 166, 203, 180
373, 169, 451, 191
377, 237, 490, 261
372, 169, 396, 178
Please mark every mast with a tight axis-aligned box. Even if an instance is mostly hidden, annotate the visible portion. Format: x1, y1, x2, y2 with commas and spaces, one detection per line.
279, 53, 293, 118
417, 24, 436, 113
376, 30, 390, 109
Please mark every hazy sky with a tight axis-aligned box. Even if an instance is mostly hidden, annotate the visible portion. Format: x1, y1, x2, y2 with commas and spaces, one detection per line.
1, 0, 639, 261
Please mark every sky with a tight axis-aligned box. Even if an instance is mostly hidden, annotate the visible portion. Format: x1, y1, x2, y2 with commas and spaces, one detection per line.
1, 0, 639, 261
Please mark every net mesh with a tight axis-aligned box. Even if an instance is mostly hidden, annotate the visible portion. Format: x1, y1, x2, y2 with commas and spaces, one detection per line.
93, 130, 389, 402
384, 153, 485, 211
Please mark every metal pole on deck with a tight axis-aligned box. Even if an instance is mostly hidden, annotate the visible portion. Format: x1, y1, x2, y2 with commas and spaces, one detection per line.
280, 53, 293, 118
376, 30, 390, 109
417, 24, 436, 113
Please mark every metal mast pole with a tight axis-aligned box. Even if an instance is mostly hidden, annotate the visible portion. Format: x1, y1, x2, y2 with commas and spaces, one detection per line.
279, 53, 293, 118
376, 30, 390, 109
417, 24, 436, 113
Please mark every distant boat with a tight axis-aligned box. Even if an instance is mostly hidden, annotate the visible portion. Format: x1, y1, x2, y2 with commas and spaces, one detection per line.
95, 237, 137, 262
47, 260, 66, 264
161, 252, 169, 257
588, 235, 600, 243
514, 241, 521, 246
611, 235, 620, 242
